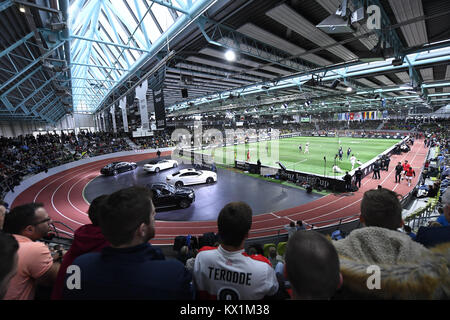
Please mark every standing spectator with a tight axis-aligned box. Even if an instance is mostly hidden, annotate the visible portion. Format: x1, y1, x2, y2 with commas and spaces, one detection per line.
0, 232, 19, 300
284, 221, 297, 239
343, 171, 352, 192
3, 203, 60, 300
51, 195, 110, 300
354, 167, 363, 188
63, 187, 193, 300
296, 220, 306, 231
193, 202, 280, 300
395, 162, 403, 183
156, 150, 161, 158
285, 231, 341, 300
332, 188, 450, 299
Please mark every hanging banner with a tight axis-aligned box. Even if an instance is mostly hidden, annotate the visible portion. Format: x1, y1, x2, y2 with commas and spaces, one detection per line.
110, 105, 117, 133
136, 79, 149, 130
153, 84, 166, 129
119, 96, 128, 133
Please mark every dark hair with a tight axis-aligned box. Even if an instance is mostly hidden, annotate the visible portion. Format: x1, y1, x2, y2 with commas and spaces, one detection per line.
88, 195, 108, 226
99, 187, 153, 246
3, 203, 44, 234
217, 202, 252, 247
361, 188, 402, 230
0, 231, 19, 285
289, 221, 295, 227
248, 243, 264, 255
285, 231, 340, 299
296, 220, 303, 226
404, 225, 412, 233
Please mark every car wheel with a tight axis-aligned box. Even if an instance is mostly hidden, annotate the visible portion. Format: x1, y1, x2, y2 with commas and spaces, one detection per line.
206, 177, 214, 184
155, 167, 160, 173
179, 199, 190, 209
175, 181, 183, 188
113, 170, 118, 176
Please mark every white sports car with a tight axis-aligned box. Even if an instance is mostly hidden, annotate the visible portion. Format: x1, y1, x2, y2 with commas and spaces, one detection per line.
143, 159, 178, 173
166, 168, 217, 187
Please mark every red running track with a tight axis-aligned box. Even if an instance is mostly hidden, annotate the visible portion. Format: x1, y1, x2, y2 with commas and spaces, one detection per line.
11, 142, 428, 245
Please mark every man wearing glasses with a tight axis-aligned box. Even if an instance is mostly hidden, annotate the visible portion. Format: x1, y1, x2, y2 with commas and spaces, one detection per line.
2, 203, 60, 300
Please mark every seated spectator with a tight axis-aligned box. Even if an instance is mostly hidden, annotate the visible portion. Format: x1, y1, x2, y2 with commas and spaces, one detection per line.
176, 245, 194, 265
267, 246, 278, 268
435, 188, 450, 227
193, 202, 280, 300
51, 195, 110, 300
414, 189, 450, 247
0, 232, 19, 299
185, 249, 198, 273
403, 225, 416, 240
0, 200, 7, 230
332, 188, 450, 299
3, 203, 60, 300
285, 231, 341, 300
63, 186, 193, 300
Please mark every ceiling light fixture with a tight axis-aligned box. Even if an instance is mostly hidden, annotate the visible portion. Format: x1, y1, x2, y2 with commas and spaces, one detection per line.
224, 50, 236, 62
19, 5, 26, 13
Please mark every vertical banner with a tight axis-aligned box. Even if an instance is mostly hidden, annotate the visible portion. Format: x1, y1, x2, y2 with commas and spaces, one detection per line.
100, 113, 105, 131
119, 96, 128, 133
350, 112, 354, 120
153, 84, 166, 129
110, 105, 117, 133
136, 79, 149, 130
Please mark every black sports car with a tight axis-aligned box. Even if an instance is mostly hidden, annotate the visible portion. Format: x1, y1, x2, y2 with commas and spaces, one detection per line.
148, 182, 195, 209
100, 161, 137, 176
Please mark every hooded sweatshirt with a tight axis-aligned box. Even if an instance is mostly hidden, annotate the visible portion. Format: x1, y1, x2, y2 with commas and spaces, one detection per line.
332, 227, 450, 299
51, 224, 110, 300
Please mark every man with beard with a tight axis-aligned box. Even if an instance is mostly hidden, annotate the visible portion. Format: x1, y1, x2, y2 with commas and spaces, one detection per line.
63, 186, 193, 300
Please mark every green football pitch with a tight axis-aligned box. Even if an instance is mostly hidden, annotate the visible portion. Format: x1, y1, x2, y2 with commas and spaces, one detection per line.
204, 136, 401, 176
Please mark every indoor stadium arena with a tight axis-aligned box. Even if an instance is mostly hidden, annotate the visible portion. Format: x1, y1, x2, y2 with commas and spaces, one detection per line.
0, 0, 449, 304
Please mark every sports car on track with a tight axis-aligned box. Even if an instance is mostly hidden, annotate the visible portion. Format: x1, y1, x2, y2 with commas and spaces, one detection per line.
100, 161, 137, 176
166, 168, 217, 187
143, 159, 178, 173
148, 182, 195, 209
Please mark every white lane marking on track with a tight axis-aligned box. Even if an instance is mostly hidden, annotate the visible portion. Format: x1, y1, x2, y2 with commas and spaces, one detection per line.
67, 173, 92, 216
270, 212, 281, 218
34, 161, 104, 202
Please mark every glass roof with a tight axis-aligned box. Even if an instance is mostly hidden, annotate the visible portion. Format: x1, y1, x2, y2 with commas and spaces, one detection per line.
69, 0, 194, 113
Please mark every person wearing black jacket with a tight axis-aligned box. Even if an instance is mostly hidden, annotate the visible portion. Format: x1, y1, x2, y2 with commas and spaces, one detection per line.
372, 161, 381, 179
395, 162, 403, 183
343, 172, 352, 192
355, 167, 363, 188
384, 156, 391, 171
